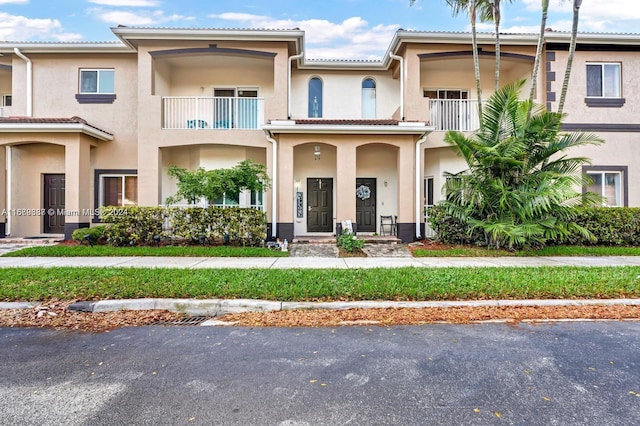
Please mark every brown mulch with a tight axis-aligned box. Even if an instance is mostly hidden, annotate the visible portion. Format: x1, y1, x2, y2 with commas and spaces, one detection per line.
1, 300, 638, 332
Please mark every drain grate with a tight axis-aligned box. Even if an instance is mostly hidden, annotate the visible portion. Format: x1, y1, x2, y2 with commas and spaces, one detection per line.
153, 316, 210, 326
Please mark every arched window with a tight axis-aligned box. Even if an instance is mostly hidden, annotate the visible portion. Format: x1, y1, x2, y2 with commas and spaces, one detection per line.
308, 77, 323, 118
362, 78, 376, 118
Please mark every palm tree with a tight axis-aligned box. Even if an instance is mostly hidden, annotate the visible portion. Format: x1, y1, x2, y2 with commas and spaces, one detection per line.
557, 0, 583, 114
441, 80, 603, 249
529, 0, 550, 103
476, 1, 515, 92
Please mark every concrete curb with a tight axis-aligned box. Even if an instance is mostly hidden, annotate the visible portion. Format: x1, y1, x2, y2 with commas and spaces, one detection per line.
57, 298, 640, 317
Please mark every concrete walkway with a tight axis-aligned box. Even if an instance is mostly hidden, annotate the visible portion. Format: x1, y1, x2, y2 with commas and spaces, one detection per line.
1, 255, 640, 269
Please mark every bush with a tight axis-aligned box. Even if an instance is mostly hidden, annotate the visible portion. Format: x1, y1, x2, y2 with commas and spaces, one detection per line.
429, 205, 640, 247
336, 229, 364, 252
71, 226, 106, 244
557, 207, 640, 246
427, 205, 484, 245
99, 206, 267, 247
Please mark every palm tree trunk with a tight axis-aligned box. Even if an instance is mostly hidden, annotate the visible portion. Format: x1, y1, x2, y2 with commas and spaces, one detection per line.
529, 0, 549, 104
493, 0, 501, 92
470, 0, 483, 124
557, 0, 582, 115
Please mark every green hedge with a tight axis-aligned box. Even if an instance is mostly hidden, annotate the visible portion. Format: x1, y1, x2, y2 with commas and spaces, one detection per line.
99, 206, 267, 247
428, 205, 640, 247
71, 225, 106, 244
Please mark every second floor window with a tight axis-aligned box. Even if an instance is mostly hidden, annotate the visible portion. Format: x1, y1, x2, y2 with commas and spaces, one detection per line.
362, 78, 376, 118
308, 77, 323, 118
586, 63, 621, 98
80, 69, 115, 94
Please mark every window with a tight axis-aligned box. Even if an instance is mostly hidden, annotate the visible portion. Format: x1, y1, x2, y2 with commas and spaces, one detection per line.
586, 63, 620, 98
212, 193, 240, 207
308, 77, 323, 118
584, 166, 627, 207
585, 63, 624, 107
101, 175, 138, 207
362, 78, 376, 118
80, 69, 115, 94
2, 94, 11, 107
424, 177, 434, 207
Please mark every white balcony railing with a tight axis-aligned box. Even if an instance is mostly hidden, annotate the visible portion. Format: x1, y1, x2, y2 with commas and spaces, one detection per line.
162, 96, 264, 130
429, 99, 480, 132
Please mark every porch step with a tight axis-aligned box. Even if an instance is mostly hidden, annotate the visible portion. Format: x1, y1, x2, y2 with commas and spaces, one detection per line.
292, 235, 401, 245
0, 236, 63, 245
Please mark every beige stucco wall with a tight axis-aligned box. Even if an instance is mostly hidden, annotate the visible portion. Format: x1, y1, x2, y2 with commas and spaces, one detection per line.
423, 146, 467, 205
290, 70, 400, 120
549, 50, 640, 123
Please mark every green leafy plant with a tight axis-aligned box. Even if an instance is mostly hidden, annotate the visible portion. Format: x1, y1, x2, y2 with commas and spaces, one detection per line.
440, 80, 603, 250
336, 229, 364, 252
71, 226, 106, 245
165, 160, 271, 205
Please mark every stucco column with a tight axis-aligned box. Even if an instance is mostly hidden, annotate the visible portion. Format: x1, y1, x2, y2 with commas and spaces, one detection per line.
404, 48, 428, 122
396, 139, 415, 241
138, 147, 161, 206
271, 51, 289, 120
0, 147, 6, 237
336, 143, 357, 225
64, 138, 91, 239
278, 140, 294, 240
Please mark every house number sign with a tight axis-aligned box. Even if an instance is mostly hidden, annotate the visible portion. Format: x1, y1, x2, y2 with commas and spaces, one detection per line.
296, 192, 304, 218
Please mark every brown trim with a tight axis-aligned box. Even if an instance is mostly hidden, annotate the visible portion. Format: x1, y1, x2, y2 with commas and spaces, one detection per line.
584, 98, 626, 108
418, 50, 534, 62
547, 43, 640, 52
582, 165, 628, 207
76, 94, 116, 104
562, 123, 640, 132
149, 44, 276, 58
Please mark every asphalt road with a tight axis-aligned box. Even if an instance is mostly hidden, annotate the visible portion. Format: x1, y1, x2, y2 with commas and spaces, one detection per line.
1, 322, 639, 425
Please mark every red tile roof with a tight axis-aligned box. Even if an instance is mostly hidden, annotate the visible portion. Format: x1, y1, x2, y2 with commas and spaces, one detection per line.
0, 116, 112, 136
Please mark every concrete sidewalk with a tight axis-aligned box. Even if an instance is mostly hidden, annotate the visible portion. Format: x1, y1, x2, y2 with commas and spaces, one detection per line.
1, 255, 640, 269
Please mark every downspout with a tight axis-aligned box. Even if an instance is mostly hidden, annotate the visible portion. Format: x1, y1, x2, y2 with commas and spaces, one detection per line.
415, 132, 429, 240
288, 51, 304, 119
264, 130, 278, 239
5, 146, 11, 236
389, 53, 404, 121
13, 48, 32, 117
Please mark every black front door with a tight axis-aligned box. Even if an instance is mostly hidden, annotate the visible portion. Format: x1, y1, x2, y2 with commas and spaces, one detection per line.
307, 178, 333, 232
43, 174, 65, 234
355, 178, 376, 232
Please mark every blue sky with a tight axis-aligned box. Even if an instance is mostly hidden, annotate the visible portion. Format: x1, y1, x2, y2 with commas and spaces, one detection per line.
1, 0, 638, 59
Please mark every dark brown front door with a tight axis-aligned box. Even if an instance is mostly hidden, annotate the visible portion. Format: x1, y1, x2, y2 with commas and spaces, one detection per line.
43, 174, 65, 234
355, 178, 376, 232
307, 178, 333, 232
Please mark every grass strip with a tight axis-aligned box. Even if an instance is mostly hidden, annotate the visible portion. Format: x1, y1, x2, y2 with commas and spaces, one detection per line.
412, 245, 640, 257
2, 245, 289, 258
1, 266, 638, 302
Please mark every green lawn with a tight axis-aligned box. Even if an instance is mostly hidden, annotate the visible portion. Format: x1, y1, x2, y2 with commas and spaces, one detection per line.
1, 266, 638, 302
2, 245, 289, 257
412, 245, 640, 257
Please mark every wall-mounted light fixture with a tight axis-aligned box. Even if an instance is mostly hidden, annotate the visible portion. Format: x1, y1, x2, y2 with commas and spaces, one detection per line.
384, 180, 388, 187
295, 179, 300, 191
314, 145, 321, 160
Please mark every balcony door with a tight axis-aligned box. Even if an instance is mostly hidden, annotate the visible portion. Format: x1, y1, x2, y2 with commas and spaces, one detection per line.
212, 88, 258, 129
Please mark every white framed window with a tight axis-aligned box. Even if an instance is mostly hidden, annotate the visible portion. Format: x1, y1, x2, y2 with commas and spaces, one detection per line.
80, 69, 115, 94
362, 78, 376, 119
584, 166, 628, 207
100, 174, 138, 207
586, 63, 621, 98
2, 94, 11, 107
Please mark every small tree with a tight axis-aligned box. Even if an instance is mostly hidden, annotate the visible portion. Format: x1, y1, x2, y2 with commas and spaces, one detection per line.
441, 80, 603, 250
166, 160, 271, 205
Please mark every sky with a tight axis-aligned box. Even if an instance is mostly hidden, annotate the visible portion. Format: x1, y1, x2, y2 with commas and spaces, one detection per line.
1, 0, 639, 60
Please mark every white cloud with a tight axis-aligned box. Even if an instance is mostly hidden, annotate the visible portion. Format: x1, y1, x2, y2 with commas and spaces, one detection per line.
208, 12, 399, 60
0, 12, 82, 41
88, 0, 159, 6
0, 0, 28, 4
89, 8, 194, 26
519, 0, 640, 32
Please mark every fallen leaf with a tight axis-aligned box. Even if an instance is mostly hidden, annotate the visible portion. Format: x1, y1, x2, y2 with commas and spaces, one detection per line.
473, 408, 481, 413
309, 380, 317, 383
494, 411, 501, 418
542, 396, 551, 401
320, 383, 327, 387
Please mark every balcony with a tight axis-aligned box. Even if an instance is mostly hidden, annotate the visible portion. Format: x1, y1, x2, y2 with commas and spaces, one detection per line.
429, 99, 480, 132
162, 97, 264, 130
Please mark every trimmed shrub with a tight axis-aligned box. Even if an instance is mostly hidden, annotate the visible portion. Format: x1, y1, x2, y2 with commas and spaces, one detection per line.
428, 204, 640, 247
100, 206, 267, 247
336, 229, 364, 252
71, 225, 106, 244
